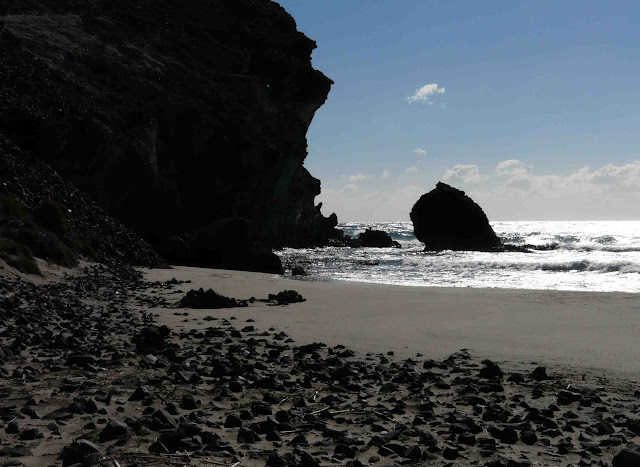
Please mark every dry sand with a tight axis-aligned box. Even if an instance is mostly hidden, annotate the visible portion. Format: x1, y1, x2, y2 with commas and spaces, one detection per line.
145, 265, 640, 380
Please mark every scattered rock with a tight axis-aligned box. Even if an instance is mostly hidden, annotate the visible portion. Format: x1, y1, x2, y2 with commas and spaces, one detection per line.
268, 290, 306, 305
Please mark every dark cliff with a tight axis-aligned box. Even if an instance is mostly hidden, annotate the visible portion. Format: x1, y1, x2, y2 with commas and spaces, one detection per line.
0, 0, 339, 270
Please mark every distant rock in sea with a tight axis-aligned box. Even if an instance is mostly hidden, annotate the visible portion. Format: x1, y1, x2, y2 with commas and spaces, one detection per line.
410, 182, 502, 251
356, 228, 401, 248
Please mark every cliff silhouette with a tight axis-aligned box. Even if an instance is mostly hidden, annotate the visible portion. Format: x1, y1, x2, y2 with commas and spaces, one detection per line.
0, 0, 340, 271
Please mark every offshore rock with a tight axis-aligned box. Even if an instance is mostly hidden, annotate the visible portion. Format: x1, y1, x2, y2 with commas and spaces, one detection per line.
410, 182, 502, 251
356, 228, 401, 248
0, 0, 340, 271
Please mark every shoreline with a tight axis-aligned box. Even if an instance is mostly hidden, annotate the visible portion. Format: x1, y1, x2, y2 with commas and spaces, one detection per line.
144, 265, 640, 380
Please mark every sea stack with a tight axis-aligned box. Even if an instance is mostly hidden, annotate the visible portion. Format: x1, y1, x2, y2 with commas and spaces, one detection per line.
410, 182, 502, 251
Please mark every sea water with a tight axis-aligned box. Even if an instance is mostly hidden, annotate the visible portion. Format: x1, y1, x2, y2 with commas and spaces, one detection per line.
277, 221, 640, 293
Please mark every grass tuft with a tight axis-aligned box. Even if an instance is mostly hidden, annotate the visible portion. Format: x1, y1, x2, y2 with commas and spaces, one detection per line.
0, 238, 42, 275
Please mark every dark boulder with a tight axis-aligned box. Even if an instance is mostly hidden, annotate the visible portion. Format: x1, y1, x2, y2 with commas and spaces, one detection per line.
133, 326, 170, 354
268, 290, 306, 305
356, 228, 401, 248
291, 265, 307, 276
177, 288, 247, 309
613, 443, 640, 466
410, 182, 502, 251
60, 439, 101, 467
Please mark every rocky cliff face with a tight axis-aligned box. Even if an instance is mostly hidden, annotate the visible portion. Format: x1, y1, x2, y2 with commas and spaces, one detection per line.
0, 0, 339, 269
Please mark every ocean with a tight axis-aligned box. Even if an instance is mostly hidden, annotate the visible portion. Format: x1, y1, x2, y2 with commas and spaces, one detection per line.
278, 221, 640, 293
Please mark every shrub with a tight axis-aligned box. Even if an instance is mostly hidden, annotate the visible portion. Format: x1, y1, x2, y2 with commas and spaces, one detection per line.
0, 238, 41, 275
0, 219, 78, 268
33, 198, 68, 235
0, 194, 28, 219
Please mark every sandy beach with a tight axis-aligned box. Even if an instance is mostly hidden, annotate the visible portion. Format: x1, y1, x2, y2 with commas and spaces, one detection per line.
145, 265, 640, 379
2, 260, 640, 466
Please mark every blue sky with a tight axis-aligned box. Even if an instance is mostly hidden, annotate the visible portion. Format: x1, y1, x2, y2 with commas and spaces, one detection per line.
277, 1, 640, 221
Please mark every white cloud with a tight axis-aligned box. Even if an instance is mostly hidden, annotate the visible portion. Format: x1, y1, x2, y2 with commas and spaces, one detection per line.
495, 161, 640, 196
318, 161, 640, 222
381, 170, 390, 179
479, 160, 640, 220
407, 83, 445, 104
569, 162, 640, 188
442, 164, 485, 183
405, 166, 418, 173
414, 148, 427, 156
496, 159, 530, 176
347, 173, 369, 183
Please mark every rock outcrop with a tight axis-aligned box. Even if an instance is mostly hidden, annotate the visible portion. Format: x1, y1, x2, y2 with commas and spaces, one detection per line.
356, 228, 401, 248
410, 182, 502, 251
0, 0, 340, 271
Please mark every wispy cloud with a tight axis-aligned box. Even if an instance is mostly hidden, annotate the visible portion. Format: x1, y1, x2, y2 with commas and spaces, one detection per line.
407, 83, 445, 104
381, 170, 390, 179
414, 148, 427, 156
347, 173, 369, 183
405, 166, 418, 173
442, 164, 485, 183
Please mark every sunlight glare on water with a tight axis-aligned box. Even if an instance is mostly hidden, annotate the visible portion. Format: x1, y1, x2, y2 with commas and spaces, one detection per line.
278, 221, 640, 292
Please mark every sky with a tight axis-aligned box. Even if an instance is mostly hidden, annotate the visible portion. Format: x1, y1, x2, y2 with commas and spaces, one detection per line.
277, 1, 640, 221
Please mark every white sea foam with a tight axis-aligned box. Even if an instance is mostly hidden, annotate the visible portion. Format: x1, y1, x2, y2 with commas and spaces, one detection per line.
278, 221, 640, 293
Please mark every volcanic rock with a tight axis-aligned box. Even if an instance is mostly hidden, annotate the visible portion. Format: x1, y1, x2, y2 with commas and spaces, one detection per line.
0, 0, 341, 271
410, 182, 502, 251
0, 446, 33, 458
613, 443, 640, 466
99, 419, 131, 442
60, 439, 101, 466
134, 325, 170, 354
268, 290, 306, 305
178, 288, 247, 309
356, 228, 401, 248
237, 427, 261, 444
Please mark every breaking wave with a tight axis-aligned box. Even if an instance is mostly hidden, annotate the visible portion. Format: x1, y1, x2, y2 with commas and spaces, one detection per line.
279, 220, 640, 292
